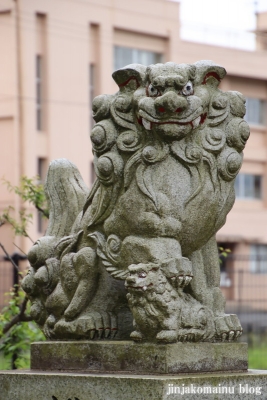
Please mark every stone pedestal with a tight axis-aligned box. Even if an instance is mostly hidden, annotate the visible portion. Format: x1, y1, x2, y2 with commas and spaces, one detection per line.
1, 369, 267, 400
31, 341, 248, 374
1, 341, 267, 400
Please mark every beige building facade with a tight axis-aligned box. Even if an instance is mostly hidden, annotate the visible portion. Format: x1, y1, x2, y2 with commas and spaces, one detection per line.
1, 0, 267, 310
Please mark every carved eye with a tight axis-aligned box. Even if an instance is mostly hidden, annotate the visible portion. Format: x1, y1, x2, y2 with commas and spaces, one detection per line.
182, 81, 194, 96
148, 83, 159, 97
139, 272, 147, 278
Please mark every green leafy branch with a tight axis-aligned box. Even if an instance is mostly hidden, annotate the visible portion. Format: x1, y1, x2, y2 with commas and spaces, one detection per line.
0, 289, 45, 369
0, 176, 48, 369
0, 289, 32, 337
0, 206, 34, 243
3, 176, 49, 218
218, 246, 231, 265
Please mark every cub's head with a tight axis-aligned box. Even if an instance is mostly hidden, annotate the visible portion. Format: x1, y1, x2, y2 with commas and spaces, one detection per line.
125, 263, 167, 295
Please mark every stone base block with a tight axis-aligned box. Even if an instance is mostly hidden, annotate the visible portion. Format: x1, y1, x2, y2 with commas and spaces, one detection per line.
0, 369, 267, 400
31, 341, 247, 374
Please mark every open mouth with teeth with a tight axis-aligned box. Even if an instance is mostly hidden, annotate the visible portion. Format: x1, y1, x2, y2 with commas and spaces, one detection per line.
126, 283, 153, 291
138, 110, 207, 131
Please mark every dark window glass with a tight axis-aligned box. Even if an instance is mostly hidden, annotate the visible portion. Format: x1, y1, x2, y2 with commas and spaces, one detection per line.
36, 55, 42, 131
37, 157, 47, 232
235, 173, 262, 200
244, 98, 265, 125
36, 55, 41, 79
114, 46, 163, 71
250, 244, 267, 273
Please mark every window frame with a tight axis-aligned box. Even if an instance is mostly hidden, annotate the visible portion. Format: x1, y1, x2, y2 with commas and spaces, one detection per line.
114, 45, 163, 71
244, 97, 266, 126
234, 173, 263, 200
250, 244, 267, 274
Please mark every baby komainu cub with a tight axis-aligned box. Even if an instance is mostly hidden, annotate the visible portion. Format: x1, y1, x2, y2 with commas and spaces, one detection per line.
125, 259, 215, 343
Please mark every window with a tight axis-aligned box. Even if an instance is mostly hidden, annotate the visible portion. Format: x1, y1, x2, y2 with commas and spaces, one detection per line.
234, 174, 262, 200
37, 157, 47, 232
218, 242, 235, 287
37, 157, 46, 181
36, 55, 42, 130
114, 46, 163, 71
244, 98, 266, 125
250, 244, 267, 273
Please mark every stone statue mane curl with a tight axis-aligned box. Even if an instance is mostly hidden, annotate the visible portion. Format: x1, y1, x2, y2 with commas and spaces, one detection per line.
22, 60, 249, 343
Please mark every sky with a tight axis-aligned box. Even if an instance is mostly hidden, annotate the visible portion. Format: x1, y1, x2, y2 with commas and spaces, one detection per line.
179, 0, 267, 50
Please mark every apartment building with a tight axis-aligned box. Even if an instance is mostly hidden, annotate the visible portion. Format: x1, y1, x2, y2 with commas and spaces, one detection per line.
0, 0, 267, 310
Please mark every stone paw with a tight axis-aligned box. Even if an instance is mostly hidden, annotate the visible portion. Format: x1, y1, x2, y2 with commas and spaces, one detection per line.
176, 274, 193, 288
162, 257, 193, 288
130, 330, 144, 341
177, 329, 205, 342
215, 314, 243, 341
53, 310, 118, 340
156, 330, 177, 343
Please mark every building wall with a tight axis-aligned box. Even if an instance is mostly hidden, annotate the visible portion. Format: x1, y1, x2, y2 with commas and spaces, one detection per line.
218, 75, 267, 245
1, 0, 267, 309
256, 10, 267, 50
0, 0, 180, 255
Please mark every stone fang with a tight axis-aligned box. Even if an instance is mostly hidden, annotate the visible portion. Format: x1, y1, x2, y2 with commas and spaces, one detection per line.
142, 118, 152, 130
192, 115, 201, 128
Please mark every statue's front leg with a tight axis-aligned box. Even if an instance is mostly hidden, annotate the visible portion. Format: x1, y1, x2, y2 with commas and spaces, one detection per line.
189, 235, 242, 341
129, 319, 144, 341
156, 312, 179, 343
63, 246, 98, 321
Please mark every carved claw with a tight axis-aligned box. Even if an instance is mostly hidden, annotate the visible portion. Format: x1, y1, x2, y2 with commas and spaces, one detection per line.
235, 329, 243, 339
177, 274, 193, 288
177, 328, 206, 343
178, 334, 185, 342
130, 330, 144, 341
87, 311, 117, 339
221, 333, 227, 342
186, 333, 194, 341
104, 328, 111, 338
89, 329, 96, 340
110, 328, 118, 339
214, 314, 243, 342
52, 310, 118, 340
97, 328, 104, 339
110, 313, 118, 338
181, 334, 187, 342
184, 276, 192, 285
156, 330, 177, 343
228, 330, 235, 341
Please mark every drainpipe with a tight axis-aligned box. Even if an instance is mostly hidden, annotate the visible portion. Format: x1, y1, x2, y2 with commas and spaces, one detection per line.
14, 0, 25, 252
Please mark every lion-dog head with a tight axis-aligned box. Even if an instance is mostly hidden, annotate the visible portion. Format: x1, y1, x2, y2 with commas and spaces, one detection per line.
111, 60, 227, 142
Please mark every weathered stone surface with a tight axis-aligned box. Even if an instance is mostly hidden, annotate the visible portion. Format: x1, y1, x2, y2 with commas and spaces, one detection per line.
0, 369, 266, 400
21, 61, 250, 342
31, 341, 248, 374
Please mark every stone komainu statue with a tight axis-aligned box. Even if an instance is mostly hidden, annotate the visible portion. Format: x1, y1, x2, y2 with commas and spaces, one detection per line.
22, 61, 249, 342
